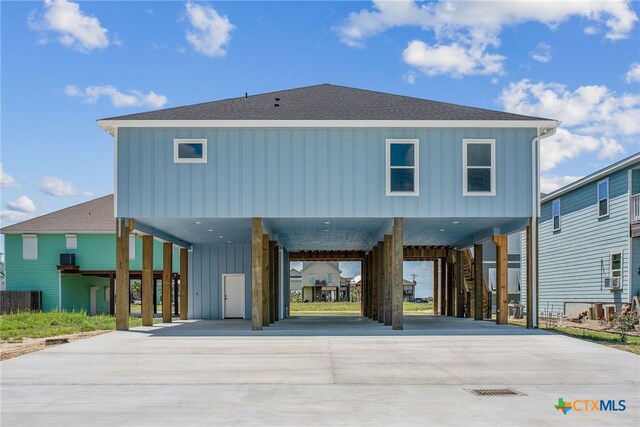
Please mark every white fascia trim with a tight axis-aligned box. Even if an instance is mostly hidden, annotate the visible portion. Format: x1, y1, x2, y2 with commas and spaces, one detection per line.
541, 152, 640, 203
98, 119, 559, 132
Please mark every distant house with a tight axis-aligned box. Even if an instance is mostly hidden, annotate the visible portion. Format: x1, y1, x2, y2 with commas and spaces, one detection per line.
403, 278, 416, 301
289, 268, 302, 295
0, 195, 179, 314
0, 252, 5, 291
524, 154, 640, 317
300, 262, 342, 302
481, 233, 522, 309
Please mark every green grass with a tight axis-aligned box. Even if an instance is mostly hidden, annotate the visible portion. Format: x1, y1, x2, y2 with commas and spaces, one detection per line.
290, 301, 433, 316
0, 311, 150, 342
129, 304, 164, 314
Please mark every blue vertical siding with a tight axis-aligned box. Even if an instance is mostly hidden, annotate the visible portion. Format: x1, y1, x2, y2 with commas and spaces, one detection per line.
535, 168, 632, 314
189, 243, 252, 319
117, 127, 536, 219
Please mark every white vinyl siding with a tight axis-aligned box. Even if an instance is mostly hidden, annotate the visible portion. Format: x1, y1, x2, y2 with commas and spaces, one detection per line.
22, 234, 38, 260
386, 139, 419, 196
173, 138, 207, 163
65, 234, 77, 249
463, 139, 496, 196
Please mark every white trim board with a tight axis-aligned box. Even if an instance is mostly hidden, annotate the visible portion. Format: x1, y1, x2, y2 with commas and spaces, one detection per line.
98, 119, 559, 134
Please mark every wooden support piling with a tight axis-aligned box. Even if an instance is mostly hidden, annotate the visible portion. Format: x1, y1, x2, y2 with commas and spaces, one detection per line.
251, 218, 263, 330
180, 248, 188, 320
115, 218, 129, 330
439, 259, 446, 315
432, 259, 439, 315
377, 240, 385, 324
455, 250, 465, 318
493, 235, 508, 325
384, 235, 392, 326
109, 273, 115, 316
446, 254, 454, 316
141, 235, 153, 326
269, 241, 277, 324
474, 244, 483, 321
360, 258, 365, 315
262, 234, 270, 327
392, 218, 404, 330
162, 242, 172, 323
371, 245, 379, 321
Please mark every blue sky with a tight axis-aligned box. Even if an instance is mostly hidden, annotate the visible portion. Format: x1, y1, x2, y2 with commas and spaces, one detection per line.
1, 1, 639, 294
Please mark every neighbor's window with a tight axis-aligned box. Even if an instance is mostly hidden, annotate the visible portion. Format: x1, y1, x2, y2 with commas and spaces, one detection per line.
104, 287, 110, 302
129, 236, 136, 260
173, 138, 207, 163
386, 139, 419, 196
597, 179, 609, 217
463, 139, 496, 196
552, 199, 561, 231
610, 252, 622, 279
65, 234, 77, 250
22, 234, 38, 260
327, 273, 333, 284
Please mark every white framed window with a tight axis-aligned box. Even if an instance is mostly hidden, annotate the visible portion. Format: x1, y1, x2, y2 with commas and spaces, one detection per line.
327, 273, 333, 284
552, 199, 561, 231
129, 236, 136, 260
22, 234, 38, 260
610, 252, 622, 279
308, 274, 315, 285
597, 178, 609, 217
65, 234, 77, 249
104, 287, 110, 302
173, 138, 207, 163
463, 139, 496, 196
386, 139, 419, 196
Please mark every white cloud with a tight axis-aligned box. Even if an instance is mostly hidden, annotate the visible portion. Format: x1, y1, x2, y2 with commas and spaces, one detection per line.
626, 62, 640, 83
0, 210, 33, 224
65, 85, 168, 109
403, 70, 416, 84
28, 0, 109, 53
7, 196, 37, 213
539, 128, 623, 172
540, 175, 583, 194
185, 1, 235, 57
402, 40, 505, 77
337, 0, 637, 78
584, 25, 599, 35
530, 42, 552, 63
40, 176, 92, 197
0, 164, 18, 188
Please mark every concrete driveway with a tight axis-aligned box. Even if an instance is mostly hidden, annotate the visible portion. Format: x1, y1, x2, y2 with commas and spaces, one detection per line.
1, 316, 638, 426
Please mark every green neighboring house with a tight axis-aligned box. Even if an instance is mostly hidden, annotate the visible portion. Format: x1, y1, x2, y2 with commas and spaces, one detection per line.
1, 195, 178, 313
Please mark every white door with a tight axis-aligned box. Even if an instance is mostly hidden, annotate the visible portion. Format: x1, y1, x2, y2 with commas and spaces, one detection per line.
89, 287, 97, 315
223, 275, 245, 319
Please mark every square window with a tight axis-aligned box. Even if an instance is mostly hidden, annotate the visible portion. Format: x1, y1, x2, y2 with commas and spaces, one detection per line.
65, 234, 77, 249
174, 139, 207, 163
386, 139, 419, 196
463, 139, 495, 196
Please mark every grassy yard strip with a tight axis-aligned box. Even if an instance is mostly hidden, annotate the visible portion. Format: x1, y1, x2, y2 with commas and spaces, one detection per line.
0, 311, 149, 342
290, 301, 433, 316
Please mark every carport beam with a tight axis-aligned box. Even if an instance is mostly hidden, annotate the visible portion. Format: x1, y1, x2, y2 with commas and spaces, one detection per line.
141, 235, 154, 326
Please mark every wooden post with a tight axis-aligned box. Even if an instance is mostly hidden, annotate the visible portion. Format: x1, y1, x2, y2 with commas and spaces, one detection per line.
153, 279, 158, 314
525, 221, 533, 328
109, 273, 115, 316
269, 241, 277, 324
432, 259, 439, 315
367, 251, 373, 318
377, 241, 385, 324
141, 235, 153, 326
115, 218, 129, 330
262, 234, 270, 327
371, 245, 378, 321
180, 248, 188, 320
493, 235, 508, 325
455, 250, 465, 318
173, 274, 179, 316
252, 218, 263, 330
274, 245, 279, 322
439, 259, 446, 315
360, 258, 365, 315
446, 254, 454, 316
474, 244, 483, 321
384, 235, 392, 326
392, 218, 404, 330
162, 243, 172, 323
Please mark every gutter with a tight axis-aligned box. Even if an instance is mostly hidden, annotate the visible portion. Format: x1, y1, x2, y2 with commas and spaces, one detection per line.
530, 126, 557, 328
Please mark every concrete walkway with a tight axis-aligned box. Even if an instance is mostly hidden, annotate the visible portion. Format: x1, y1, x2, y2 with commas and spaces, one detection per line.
1, 316, 638, 426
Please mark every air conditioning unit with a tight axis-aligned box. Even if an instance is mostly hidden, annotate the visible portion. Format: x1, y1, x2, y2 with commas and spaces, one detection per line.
610, 277, 621, 290
603, 278, 611, 288
60, 253, 76, 266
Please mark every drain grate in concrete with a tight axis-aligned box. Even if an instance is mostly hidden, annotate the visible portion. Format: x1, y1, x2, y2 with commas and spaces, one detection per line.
466, 388, 525, 396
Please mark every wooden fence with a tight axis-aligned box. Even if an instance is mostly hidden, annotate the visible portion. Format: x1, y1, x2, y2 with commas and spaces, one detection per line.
0, 291, 42, 314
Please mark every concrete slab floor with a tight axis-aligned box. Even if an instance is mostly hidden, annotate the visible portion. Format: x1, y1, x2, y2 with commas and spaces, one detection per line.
1, 316, 638, 426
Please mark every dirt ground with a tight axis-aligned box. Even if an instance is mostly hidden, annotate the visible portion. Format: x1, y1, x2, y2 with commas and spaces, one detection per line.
1, 331, 110, 361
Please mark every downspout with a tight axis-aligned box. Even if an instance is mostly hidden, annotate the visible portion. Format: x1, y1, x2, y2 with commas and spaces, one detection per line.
531, 125, 557, 328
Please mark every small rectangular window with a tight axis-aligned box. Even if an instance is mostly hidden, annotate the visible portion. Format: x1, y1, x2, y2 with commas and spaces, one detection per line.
552, 199, 561, 231
173, 138, 207, 163
386, 139, 419, 196
65, 234, 77, 249
597, 179, 609, 217
610, 253, 622, 278
22, 234, 38, 260
327, 273, 333, 284
129, 236, 136, 260
463, 139, 496, 196
308, 274, 315, 285
105, 287, 110, 302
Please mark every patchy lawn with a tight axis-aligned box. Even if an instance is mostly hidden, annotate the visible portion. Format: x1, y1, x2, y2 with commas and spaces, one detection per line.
290, 301, 433, 316
0, 311, 148, 342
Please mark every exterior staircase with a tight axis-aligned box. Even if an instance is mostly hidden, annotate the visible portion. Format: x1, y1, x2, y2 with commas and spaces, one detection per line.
462, 248, 490, 318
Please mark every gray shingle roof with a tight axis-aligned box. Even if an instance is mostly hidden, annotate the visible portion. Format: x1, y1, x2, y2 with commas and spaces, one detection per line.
1, 195, 115, 233
101, 84, 551, 122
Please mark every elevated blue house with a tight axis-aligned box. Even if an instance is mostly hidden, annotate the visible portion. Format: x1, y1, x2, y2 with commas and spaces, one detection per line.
97, 84, 558, 330
525, 154, 640, 317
